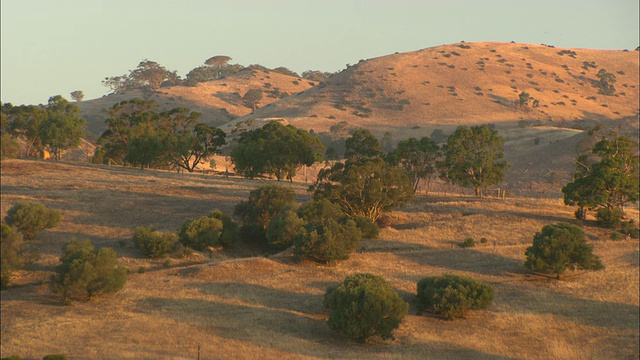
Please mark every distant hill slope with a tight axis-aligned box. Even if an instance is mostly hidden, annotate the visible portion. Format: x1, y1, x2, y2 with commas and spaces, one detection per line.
77, 69, 315, 135
225, 42, 638, 134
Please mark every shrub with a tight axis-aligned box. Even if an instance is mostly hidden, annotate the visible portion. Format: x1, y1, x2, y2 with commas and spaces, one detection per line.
352, 216, 379, 239
234, 185, 297, 230
1, 224, 26, 289
620, 221, 639, 239
524, 223, 604, 279
293, 218, 362, 264
460, 237, 475, 248
1, 355, 24, 360
480, 237, 488, 244
609, 231, 623, 241
51, 239, 127, 303
417, 274, 494, 320
596, 207, 623, 229
323, 273, 409, 341
4, 201, 62, 239
178, 210, 240, 251
1, 133, 21, 160
239, 223, 267, 247
265, 205, 304, 250
297, 199, 344, 223
132, 226, 178, 259
43, 355, 68, 360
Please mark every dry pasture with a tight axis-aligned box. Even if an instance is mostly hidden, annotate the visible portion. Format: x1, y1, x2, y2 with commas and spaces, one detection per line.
1, 159, 638, 359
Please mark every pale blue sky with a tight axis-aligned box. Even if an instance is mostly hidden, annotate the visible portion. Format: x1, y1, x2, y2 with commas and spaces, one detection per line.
2, 0, 638, 105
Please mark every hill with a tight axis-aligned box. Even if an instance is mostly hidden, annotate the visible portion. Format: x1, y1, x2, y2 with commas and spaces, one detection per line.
226, 42, 638, 134
77, 69, 315, 135
1, 159, 638, 359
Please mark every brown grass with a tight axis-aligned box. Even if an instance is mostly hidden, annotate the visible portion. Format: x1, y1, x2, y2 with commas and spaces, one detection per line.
1, 159, 638, 359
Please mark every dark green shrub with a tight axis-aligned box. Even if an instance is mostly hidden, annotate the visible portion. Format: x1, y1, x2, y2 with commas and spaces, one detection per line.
43, 355, 67, 360
609, 231, 623, 241
4, 201, 62, 239
293, 219, 362, 264
323, 273, 409, 341
480, 237, 488, 244
132, 226, 178, 259
352, 216, 379, 239
460, 237, 475, 248
178, 210, 240, 251
1, 224, 26, 289
239, 223, 267, 246
417, 274, 494, 320
138, 267, 146, 273
596, 207, 624, 228
234, 184, 297, 230
1, 133, 21, 160
51, 239, 127, 303
297, 198, 344, 223
524, 223, 604, 279
265, 205, 304, 250
620, 221, 639, 239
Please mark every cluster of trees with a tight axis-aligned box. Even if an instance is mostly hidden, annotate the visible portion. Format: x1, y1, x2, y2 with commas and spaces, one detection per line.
1, 96, 86, 160
94, 99, 226, 171
103, 60, 180, 95
562, 129, 639, 229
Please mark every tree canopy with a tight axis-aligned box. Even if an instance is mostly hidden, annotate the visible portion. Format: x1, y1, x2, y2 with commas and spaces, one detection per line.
386, 137, 441, 193
344, 128, 382, 159
439, 125, 509, 196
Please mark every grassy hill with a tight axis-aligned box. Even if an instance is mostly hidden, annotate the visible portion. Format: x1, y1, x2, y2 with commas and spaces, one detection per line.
1, 159, 638, 359
229, 42, 638, 134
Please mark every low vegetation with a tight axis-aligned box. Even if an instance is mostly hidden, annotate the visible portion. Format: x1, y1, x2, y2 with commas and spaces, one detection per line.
4, 201, 61, 239
0, 224, 25, 289
417, 274, 494, 320
132, 226, 178, 259
178, 210, 240, 251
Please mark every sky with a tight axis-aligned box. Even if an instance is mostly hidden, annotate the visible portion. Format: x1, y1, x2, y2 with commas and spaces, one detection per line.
1, 0, 638, 105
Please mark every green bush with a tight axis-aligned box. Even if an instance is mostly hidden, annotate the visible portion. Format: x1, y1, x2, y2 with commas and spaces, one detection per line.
43, 355, 68, 360
353, 216, 379, 239
323, 273, 409, 341
51, 239, 127, 303
132, 226, 178, 259
596, 207, 624, 229
480, 237, 488, 244
620, 221, 639, 239
297, 198, 344, 223
178, 210, 240, 251
1, 133, 21, 160
239, 223, 267, 246
524, 223, 604, 279
609, 231, 623, 241
460, 237, 475, 248
417, 274, 494, 320
4, 201, 61, 239
1, 224, 26, 289
234, 185, 297, 230
265, 205, 304, 251
294, 218, 362, 264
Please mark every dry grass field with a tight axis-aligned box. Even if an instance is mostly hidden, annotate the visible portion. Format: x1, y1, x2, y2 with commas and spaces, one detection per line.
1, 159, 638, 359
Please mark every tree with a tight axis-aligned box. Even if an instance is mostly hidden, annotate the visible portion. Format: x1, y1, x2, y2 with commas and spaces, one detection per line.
4, 201, 61, 239
439, 125, 510, 197
1, 224, 26, 289
381, 131, 394, 153
524, 223, 604, 279
234, 184, 297, 230
562, 132, 639, 222
164, 122, 226, 172
595, 69, 616, 95
518, 91, 532, 108
231, 122, 324, 181
429, 128, 447, 144
102, 60, 179, 94
51, 239, 127, 303
1, 133, 21, 160
386, 137, 441, 193
344, 128, 382, 159
2, 103, 47, 157
243, 89, 263, 110
417, 274, 494, 320
205, 55, 232, 66
311, 157, 412, 222
323, 273, 409, 341
265, 205, 304, 250
39, 96, 86, 160
70, 90, 84, 102
293, 218, 362, 263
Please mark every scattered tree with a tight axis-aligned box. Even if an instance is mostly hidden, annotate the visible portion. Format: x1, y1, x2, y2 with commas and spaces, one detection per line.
524, 223, 604, 279
595, 69, 617, 95
417, 274, 494, 320
344, 128, 382, 159
51, 239, 127, 303
39, 96, 86, 160
243, 89, 263, 110
234, 185, 297, 230
323, 273, 409, 341
1, 224, 26, 289
4, 201, 61, 239
70, 90, 84, 102
386, 137, 441, 193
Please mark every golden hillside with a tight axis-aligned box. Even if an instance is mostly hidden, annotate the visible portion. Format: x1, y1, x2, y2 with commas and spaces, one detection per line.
78, 69, 315, 135
229, 42, 638, 134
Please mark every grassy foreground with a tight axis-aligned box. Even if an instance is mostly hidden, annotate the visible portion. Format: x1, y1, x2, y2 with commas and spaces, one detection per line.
1, 159, 638, 359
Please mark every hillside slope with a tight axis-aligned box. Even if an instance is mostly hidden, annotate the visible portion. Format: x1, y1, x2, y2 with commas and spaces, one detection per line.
78, 69, 315, 135
227, 42, 638, 134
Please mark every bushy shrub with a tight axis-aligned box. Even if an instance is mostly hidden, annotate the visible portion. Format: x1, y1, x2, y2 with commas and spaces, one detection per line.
524, 223, 604, 279
323, 273, 409, 341
294, 218, 362, 264
417, 274, 494, 320
178, 210, 239, 251
132, 226, 178, 259
480, 237, 488, 244
234, 185, 297, 230
1, 224, 26, 289
265, 205, 304, 250
609, 231, 623, 241
460, 237, 475, 248
1, 133, 21, 160
4, 201, 61, 239
596, 207, 624, 229
239, 223, 266, 246
51, 239, 127, 303
620, 221, 639, 239
352, 216, 379, 239
297, 198, 344, 223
